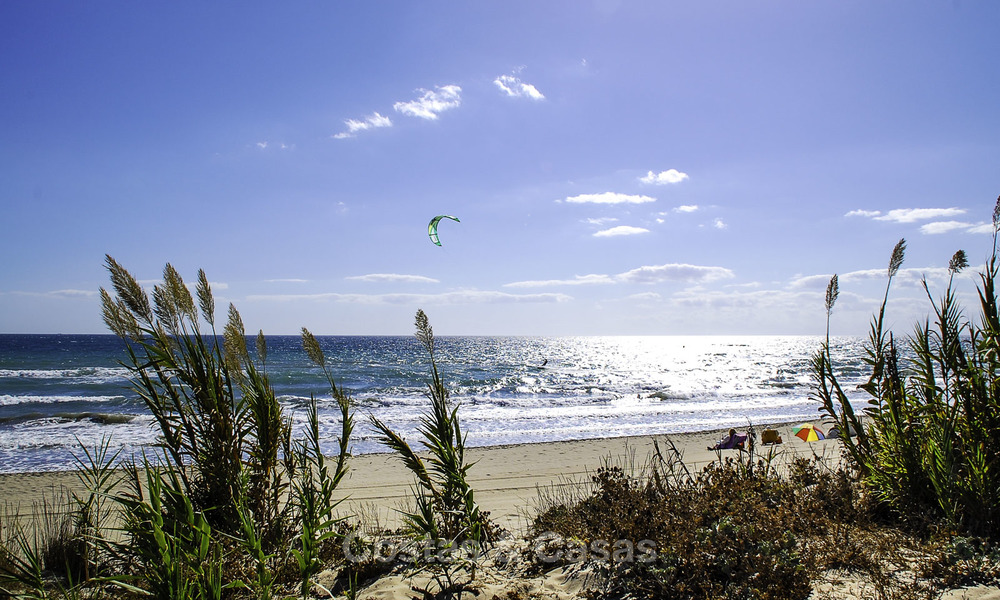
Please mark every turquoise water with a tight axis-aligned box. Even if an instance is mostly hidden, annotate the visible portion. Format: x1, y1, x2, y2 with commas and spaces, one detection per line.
0, 334, 869, 473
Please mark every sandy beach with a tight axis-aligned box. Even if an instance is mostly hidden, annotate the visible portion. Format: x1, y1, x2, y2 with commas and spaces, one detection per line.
4, 426, 998, 599
0, 423, 836, 533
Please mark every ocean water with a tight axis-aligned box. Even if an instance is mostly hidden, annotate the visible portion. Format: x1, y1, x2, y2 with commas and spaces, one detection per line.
0, 334, 870, 474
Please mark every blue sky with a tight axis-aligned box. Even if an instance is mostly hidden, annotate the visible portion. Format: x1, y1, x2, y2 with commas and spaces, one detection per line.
1, 1, 998, 335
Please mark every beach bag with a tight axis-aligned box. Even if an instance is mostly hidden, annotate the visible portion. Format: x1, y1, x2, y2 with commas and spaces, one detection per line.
761, 429, 782, 445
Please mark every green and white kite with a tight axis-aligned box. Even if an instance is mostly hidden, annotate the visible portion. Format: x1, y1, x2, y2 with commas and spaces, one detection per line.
427, 215, 460, 246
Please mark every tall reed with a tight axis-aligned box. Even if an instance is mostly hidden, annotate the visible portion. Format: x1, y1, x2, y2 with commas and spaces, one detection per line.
814, 197, 1000, 538
95, 257, 355, 596
370, 310, 490, 598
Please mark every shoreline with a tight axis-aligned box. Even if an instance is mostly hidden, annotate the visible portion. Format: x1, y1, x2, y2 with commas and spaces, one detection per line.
1, 421, 840, 534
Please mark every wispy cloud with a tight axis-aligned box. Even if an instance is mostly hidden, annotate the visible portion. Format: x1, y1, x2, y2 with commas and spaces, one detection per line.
394, 85, 462, 120
333, 112, 392, 139
920, 221, 973, 235
593, 225, 650, 237
617, 263, 734, 284
674, 205, 699, 213
712, 218, 728, 230
789, 267, 955, 290
562, 192, 655, 205
494, 73, 544, 100
639, 169, 689, 185
50, 289, 99, 298
506, 263, 735, 288
584, 217, 619, 226
626, 292, 662, 302
247, 290, 570, 305
255, 141, 293, 150
876, 208, 967, 223
845, 209, 882, 218
9, 289, 99, 298
505, 274, 616, 288
346, 273, 440, 284
847, 207, 967, 223
847, 207, 991, 235
920, 220, 994, 235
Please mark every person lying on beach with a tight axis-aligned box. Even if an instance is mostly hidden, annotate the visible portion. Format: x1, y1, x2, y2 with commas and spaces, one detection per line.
708, 428, 747, 451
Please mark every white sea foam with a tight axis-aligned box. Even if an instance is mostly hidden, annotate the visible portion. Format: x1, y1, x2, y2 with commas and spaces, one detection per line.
0, 367, 129, 383
0, 394, 126, 406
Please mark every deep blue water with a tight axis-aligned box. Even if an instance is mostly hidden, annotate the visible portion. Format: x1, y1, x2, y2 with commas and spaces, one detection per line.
0, 334, 868, 473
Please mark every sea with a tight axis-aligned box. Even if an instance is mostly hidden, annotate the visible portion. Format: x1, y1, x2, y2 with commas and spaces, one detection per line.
0, 334, 871, 474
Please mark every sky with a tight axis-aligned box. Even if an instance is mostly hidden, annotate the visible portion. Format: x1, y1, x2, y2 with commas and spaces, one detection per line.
1, 1, 998, 336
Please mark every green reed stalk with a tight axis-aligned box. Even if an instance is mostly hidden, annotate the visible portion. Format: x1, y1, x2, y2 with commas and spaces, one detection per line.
369, 310, 488, 598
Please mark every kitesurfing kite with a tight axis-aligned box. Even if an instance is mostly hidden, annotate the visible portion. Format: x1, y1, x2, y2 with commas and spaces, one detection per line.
428, 215, 460, 246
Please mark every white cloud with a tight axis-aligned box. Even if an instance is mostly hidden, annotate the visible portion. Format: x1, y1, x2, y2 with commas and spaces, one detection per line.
789, 267, 953, 290
256, 141, 294, 150
617, 263, 735, 284
584, 217, 619, 226
563, 192, 656, 205
505, 263, 734, 289
919, 220, 995, 235
494, 74, 544, 100
50, 289, 99, 298
393, 85, 462, 120
594, 225, 650, 237
920, 221, 972, 235
787, 274, 835, 290
873, 207, 967, 223
10, 289, 99, 298
671, 287, 820, 313
346, 273, 440, 284
967, 222, 996, 234
247, 290, 571, 305
626, 292, 662, 302
639, 169, 689, 185
333, 112, 393, 139
674, 205, 699, 213
713, 218, 727, 230
505, 274, 616, 288
845, 209, 881, 218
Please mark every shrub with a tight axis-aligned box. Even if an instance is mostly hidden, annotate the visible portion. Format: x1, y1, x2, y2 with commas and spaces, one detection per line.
528, 445, 817, 600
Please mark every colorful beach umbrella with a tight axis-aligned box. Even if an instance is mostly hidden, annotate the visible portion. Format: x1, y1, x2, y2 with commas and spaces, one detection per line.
792, 423, 825, 442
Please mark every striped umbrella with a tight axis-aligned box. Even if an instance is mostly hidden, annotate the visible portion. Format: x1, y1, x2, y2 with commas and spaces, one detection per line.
792, 423, 825, 442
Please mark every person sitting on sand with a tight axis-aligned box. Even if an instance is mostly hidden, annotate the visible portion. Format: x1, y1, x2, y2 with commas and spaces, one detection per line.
708, 428, 747, 451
